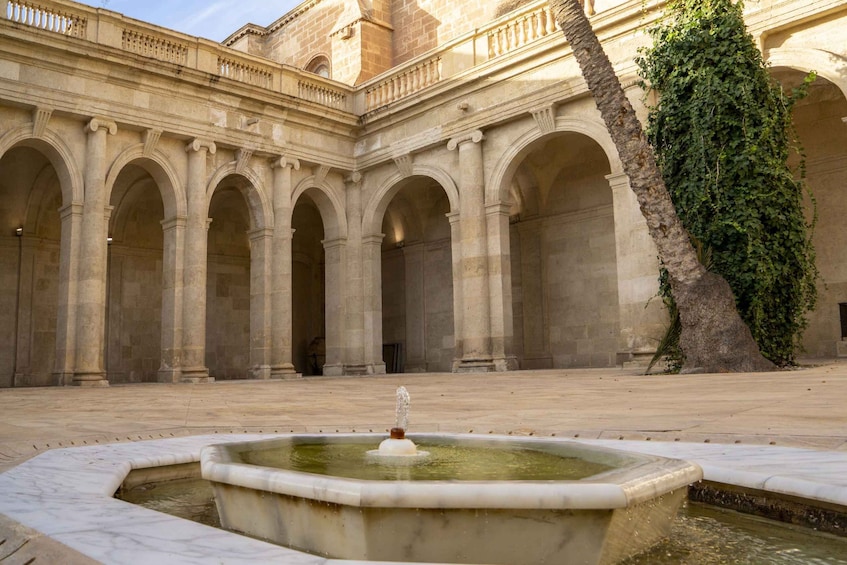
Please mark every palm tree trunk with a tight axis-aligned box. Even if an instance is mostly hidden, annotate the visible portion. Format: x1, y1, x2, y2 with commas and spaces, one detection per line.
549, 0, 774, 372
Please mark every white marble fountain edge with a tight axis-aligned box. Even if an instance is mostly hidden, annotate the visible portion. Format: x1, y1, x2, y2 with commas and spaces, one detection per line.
0, 434, 845, 565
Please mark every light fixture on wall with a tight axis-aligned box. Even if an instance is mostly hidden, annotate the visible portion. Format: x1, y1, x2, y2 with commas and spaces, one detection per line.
14, 227, 22, 236
107, 236, 113, 245
395, 240, 405, 249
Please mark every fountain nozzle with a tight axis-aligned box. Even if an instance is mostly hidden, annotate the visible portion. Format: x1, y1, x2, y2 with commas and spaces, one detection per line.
390, 427, 406, 440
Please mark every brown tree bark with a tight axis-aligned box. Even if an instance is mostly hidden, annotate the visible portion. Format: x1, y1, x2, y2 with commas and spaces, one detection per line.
549, 0, 774, 373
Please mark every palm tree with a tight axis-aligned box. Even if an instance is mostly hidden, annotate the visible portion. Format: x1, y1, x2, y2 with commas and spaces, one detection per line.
549, 0, 774, 373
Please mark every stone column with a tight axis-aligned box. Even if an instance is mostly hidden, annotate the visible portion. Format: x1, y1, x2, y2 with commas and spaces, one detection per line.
608, 172, 664, 366
362, 234, 386, 374
73, 117, 116, 387
54, 202, 83, 385
342, 173, 367, 375
448, 130, 494, 372
322, 237, 346, 376
447, 211, 464, 369
249, 228, 273, 379
181, 138, 216, 383
403, 242, 427, 371
486, 202, 518, 371
158, 216, 186, 382
270, 157, 300, 379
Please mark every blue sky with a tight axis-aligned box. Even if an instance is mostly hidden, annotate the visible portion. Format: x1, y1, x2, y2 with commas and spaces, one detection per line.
76, 1, 303, 42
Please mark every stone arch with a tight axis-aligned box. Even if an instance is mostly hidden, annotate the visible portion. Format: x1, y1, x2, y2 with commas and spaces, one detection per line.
362, 164, 460, 236
488, 115, 621, 206
0, 124, 83, 206
105, 145, 185, 220
206, 163, 273, 231
765, 47, 847, 100
292, 177, 348, 240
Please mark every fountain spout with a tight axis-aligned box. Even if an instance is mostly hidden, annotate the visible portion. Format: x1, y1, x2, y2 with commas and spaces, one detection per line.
374, 386, 427, 458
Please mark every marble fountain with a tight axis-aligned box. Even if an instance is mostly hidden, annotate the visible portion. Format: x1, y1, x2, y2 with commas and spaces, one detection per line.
199, 388, 703, 564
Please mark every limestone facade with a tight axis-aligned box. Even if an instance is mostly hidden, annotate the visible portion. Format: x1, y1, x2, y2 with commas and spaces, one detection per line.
0, 0, 845, 386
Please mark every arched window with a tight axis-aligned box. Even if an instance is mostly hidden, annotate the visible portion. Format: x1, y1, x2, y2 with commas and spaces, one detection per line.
305, 55, 330, 79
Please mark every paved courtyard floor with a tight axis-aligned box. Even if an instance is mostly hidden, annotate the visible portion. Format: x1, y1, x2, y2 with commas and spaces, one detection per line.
1, 362, 845, 563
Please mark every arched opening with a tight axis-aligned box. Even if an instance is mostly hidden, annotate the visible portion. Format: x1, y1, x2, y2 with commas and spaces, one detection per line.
770, 68, 847, 358
0, 146, 62, 387
206, 180, 252, 379
305, 55, 331, 79
507, 132, 619, 368
107, 163, 165, 383
291, 195, 326, 375
380, 177, 454, 373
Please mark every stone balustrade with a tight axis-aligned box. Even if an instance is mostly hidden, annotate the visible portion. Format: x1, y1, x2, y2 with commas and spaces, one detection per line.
2, 0, 599, 115
5, 0, 86, 37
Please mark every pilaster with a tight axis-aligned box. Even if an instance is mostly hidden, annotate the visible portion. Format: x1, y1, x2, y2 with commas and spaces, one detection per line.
158, 215, 186, 383
485, 202, 518, 371
321, 237, 347, 376
249, 227, 273, 379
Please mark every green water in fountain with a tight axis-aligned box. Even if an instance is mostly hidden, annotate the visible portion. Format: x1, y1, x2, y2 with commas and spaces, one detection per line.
119, 478, 847, 564
238, 441, 615, 481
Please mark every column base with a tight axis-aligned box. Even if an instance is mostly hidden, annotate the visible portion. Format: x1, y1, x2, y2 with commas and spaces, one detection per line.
180, 367, 214, 384
453, 358, 496, 373
342, 363, 387, 376
52, 372, 75, 386
492, 356, 519, 372
249, 365, 272, 380
271, 364, 302, 380
72, 372, 109, 387
157, 368, 182, 383
322, 363, 344, 377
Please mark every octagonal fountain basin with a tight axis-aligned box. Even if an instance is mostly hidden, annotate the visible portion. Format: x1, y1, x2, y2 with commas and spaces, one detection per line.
200, 433, 702, 565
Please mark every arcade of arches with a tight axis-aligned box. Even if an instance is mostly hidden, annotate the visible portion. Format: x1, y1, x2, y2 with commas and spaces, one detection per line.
1, 0, 846, 386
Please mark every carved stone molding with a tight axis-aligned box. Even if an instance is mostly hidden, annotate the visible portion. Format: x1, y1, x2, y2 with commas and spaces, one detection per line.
447, 129, 484, 151
143, 129, 162, 157
236, 148, 253, 174
32, 107, 53, 138
272, 156, 301, 170
345, 170, 362, 184
86, 117, 117, 135
185, 138, 217, 154
314, 164, 331, 185
530, 105, 556, 134
393, 153, 414, 177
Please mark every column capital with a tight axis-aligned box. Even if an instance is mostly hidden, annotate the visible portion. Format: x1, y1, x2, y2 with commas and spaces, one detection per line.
447, 129, 484, 151
362, 233, 385, 246
86, 117, 117, 135
160, 215, 187, 231
485, 202, 512, 217
344, 171, 363, 185
271, 156, 301, 170
322, 237, 347, 250
248, 227, 274, 241
59, 202, 84, 219
185, 138, 217, 154
605, 171, 631, 190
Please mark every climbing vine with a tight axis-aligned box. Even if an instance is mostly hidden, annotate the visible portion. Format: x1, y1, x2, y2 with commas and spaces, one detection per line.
637, 0, 818, 367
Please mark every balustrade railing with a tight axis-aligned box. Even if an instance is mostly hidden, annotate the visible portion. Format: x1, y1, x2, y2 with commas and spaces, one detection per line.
488, 4, 558, 59
298, 80, 348, 110
5, 0, 86, 38
218, 56, 274, 89
122, 28, 188, 65
365, 56, 442, 112
3, 0, 598, 115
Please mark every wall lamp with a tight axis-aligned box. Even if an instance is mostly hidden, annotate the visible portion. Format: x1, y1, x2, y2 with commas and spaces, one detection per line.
14, 227, 23, 236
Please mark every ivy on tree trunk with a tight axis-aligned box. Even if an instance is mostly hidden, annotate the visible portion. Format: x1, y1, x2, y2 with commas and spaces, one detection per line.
548, 0, 774, 372
637, 0, 817, 367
